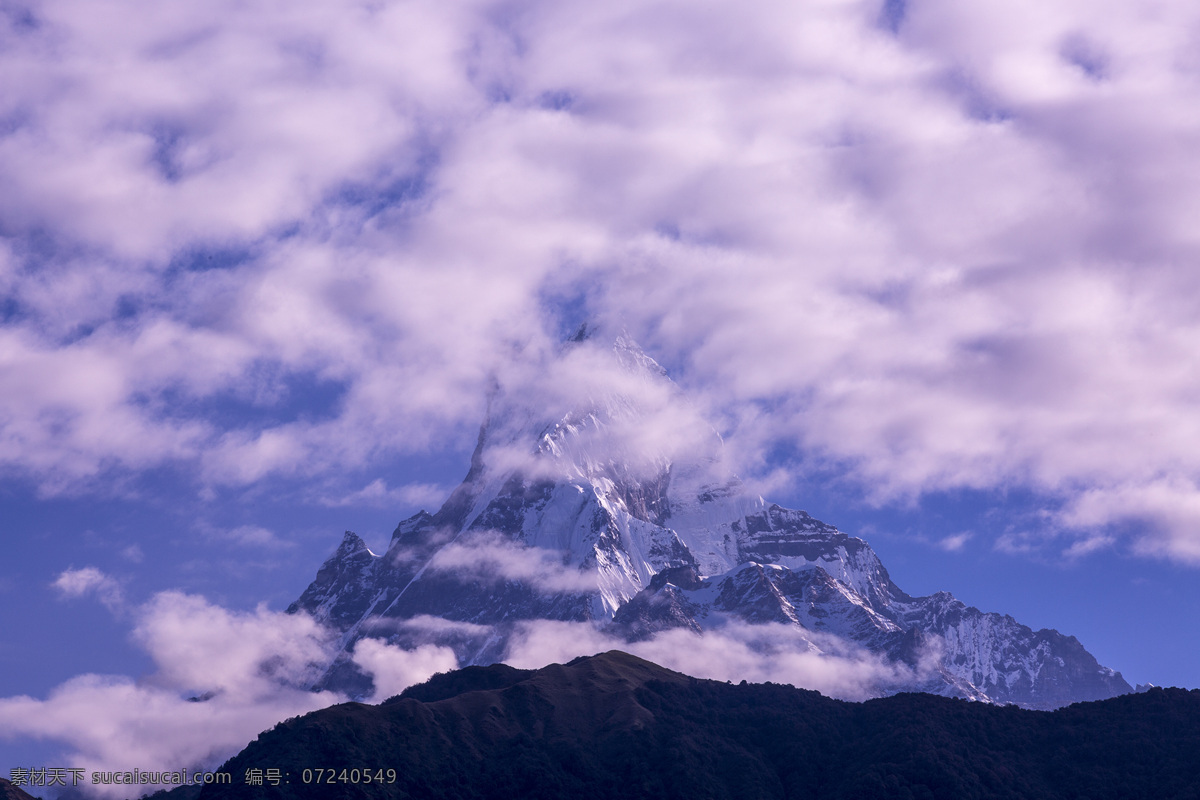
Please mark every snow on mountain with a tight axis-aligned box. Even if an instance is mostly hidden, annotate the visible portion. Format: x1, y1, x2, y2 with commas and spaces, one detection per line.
289, 328, 1132, 708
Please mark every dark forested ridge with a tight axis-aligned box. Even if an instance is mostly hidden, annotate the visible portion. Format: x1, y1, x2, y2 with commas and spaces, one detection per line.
197, 651, 1200, 800
0, 779, 41, 800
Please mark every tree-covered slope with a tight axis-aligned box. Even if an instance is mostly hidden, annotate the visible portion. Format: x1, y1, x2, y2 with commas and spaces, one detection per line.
199, 651, 1200, 800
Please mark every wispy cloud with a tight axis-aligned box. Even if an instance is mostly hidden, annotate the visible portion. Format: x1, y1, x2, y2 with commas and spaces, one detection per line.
937, 532, 973, 553
503, 619, 933, 702
319, 479, 451, 510
1060, 479, 1200, 563
53, 567, 125, 613
428, 533, 599, 594
362, 614, 494, 639
192, 522, 295, 549
994, 530, 1041, 557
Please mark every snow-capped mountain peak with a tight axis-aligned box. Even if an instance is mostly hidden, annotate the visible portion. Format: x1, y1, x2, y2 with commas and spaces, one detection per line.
291, 331, 1132, 709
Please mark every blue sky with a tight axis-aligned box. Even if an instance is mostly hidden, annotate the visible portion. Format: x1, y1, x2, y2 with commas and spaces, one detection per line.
4, 0, 1200, 789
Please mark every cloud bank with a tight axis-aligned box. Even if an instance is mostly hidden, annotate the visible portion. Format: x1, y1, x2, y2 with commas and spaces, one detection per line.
504, 619, 928, 702
4, 0, 1200, 561
0, 573, 449, 796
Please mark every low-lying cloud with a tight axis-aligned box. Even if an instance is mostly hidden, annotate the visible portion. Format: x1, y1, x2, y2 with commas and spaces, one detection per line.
362, 613, 494, 639
0, 578, 449, 796
350, 638, 458, 703
504, 619, 929, 702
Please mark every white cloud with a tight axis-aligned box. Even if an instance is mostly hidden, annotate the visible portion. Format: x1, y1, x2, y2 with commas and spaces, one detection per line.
994, 530, 1041, 557
1060, 479, 1200, 564
53, 567, 125, 613
350, 638, 458, 703
2, 0, 1200, 563
130, 592, 333, 695
428, 533, 599, 594
503, 619, 930, 702
202, 524, 292, 549
0, 592, 343, 796
363, 614, 493, 638
937, 532, 972, 553
319, 478, 451, 510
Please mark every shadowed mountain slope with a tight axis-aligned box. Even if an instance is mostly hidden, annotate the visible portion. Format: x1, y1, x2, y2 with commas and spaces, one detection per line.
0, 779, 41, 800
199, 651, 1199, 800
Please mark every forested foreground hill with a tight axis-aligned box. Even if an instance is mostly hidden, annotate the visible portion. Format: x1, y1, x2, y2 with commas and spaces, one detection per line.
198, 651, 1200, 800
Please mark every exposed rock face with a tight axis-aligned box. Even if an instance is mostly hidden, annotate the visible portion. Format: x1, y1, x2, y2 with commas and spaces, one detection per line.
290, 330, 1131, 709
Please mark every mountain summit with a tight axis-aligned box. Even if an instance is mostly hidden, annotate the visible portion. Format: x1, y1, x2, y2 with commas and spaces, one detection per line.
291, 330, 1131, 708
